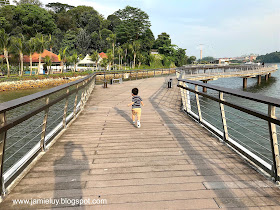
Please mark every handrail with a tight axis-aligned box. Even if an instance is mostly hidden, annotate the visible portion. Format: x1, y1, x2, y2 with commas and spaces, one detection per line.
178, 78, 280, 108
0, 74, 93, 114
177, 78, 280, 183
0, 67, 175, 198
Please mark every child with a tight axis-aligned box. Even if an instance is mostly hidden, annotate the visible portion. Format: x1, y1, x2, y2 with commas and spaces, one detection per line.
127, 88, 144, 128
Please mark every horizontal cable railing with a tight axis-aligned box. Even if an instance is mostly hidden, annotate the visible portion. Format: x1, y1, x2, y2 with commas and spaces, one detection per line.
0, 73, 96, 196
0, 68, 175, 197
177, 78, 280, 183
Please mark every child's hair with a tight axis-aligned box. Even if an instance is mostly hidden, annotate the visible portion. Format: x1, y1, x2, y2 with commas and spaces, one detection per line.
132, 88, 138, 95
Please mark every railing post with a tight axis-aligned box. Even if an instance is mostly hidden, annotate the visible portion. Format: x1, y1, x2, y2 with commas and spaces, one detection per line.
180, 82, 187, 111
40, 97, 49, 151
268, 105, 280, 182
73, 84, 79, 117
0, 112, 7, 196
63, 88, 70, 129
219, 92, 229, 142
195, 85, 202, 122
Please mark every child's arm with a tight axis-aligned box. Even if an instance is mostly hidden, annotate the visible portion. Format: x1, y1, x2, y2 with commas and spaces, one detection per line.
141, 101, 144, 106
127, 102, 134, 107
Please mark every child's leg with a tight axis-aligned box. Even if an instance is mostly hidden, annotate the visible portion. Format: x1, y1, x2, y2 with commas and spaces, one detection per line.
136, 109, 141, 122
132, 110, 136, 122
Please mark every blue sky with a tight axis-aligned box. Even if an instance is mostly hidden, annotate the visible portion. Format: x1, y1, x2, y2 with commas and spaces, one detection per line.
42, 0, 280, 58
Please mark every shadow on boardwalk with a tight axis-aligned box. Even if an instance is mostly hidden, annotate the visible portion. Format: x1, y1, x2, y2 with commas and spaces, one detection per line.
53, 141, 89, 209
149, 80, 280, 208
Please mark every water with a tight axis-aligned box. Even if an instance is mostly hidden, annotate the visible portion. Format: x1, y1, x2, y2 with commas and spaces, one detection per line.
187, 63, 280, 166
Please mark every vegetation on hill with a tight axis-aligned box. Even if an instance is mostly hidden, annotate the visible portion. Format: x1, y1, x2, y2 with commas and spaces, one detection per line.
257, 52, 280, 63
0, 1, 195, 77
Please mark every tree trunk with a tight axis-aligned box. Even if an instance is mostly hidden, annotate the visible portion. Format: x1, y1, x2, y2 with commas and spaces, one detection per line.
4, 49, 10, 77
29, 54, 33, 76
133, 53, 136, 69
121, 56, 123, 70
96, 62, 98, 71
119, 54, 120, 70
112, 43, 114, 70
60, 61, 63, 73
38, 54, 41, 75
20, 52, 23, 77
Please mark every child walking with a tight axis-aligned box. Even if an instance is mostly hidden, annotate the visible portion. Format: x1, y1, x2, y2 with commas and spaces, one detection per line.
127, 88, 144, 128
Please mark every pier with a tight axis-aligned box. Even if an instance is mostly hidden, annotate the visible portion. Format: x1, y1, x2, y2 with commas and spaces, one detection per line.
0, 67, 280, 209
178, 64, 278, 89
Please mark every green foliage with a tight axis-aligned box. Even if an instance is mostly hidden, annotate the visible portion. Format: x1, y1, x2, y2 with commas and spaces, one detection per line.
46, 2, 74, 13
257, 52, 280, 63
200, 56, 215, 62
13, 5, 56, 37
187, 56, 196, 64
14, 0, 42, 6
114, 6, 151, 43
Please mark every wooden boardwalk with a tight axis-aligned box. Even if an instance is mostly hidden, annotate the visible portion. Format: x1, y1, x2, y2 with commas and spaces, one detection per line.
1, 77, 280, 209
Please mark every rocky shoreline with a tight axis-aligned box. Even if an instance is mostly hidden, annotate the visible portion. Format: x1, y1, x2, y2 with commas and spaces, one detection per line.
0, 76, 85, 91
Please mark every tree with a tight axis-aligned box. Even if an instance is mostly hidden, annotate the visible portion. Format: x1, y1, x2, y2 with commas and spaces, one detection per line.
12, 35, 24, 76
106, 34, 116, 69
90, 50, 99, 71
107, 15, 121, 32
187, 56, 196, 64
44, 55, 52, 75
25, 37, 36, 75
101, 58, 108, 70
35, 33, 47, 75
117, 46, 123, 70
129, 40, 141, 68
175, 48, 187, 67
76, 29, 91, 55
137, 53, 146, 68
70, 52, 78, 72
114, 6, 151, 41
154, 32, 171, 49
47, 34, 55, 53
106, 49, 113, 70
58, 47, 67, 73
13, 4, 56, 37
14, 0, 42, 7
0, 29, 11, 77
45, 2, 74, 13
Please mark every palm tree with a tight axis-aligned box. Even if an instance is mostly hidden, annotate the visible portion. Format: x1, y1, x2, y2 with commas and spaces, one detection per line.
90, 50, 99, 71
12, 35, 25, 77
117, 46, 123, 70
44, 55, 52, 75
129, 40, 141, 69
58, 47, 67, 73
71, 52, 78, 72
137, 53, 145, 68
35, 34, 47, 75
106, 34, 116, 69
122, 43, 129, 69
107, 49, 113, 71
48, 34, 55, 53
0, 29, 11, 77
25, 38, 36, 75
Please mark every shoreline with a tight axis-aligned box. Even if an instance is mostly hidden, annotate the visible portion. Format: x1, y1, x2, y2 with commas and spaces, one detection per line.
0, 76, 85, 92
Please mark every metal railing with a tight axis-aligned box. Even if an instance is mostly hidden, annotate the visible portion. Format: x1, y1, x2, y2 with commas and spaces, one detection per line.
177, 78, 280, 182
0, 67, 176, 197
177, 64, 277, 78
0, 73, 96, 196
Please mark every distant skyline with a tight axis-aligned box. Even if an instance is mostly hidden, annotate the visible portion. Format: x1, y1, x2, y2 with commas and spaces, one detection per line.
40, 0, 280, 59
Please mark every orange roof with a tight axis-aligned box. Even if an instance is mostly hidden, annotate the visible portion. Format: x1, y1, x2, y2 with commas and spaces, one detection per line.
23, 50, 60, 63
99, 52, 107, 59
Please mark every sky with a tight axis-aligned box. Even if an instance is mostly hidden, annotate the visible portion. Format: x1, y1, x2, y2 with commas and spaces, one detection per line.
41, 0, 280, 59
